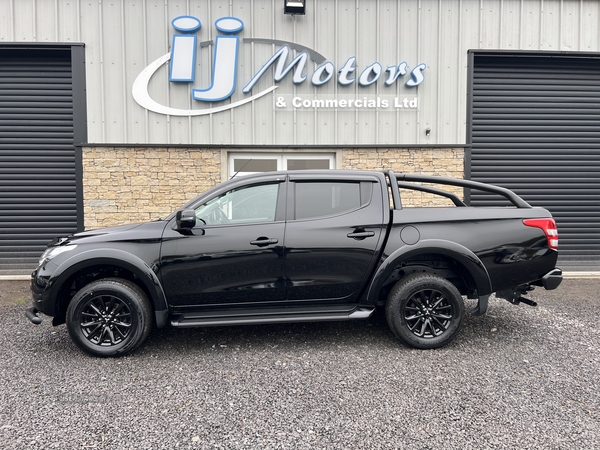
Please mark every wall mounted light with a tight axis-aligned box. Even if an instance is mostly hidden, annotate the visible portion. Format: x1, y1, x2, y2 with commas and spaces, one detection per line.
284, 0, 306, 15
425, 127, 431, 136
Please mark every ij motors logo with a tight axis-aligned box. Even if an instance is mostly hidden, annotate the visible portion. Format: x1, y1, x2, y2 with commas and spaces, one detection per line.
132, 15, 426, 116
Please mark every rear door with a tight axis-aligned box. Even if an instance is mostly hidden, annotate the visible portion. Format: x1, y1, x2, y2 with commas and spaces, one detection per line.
283, 173, 386, 302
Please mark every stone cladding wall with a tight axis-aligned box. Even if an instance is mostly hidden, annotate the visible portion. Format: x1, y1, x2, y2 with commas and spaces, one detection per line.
342, 147, 465, 207
83, 147, 464, 229
83, 147, 221, 229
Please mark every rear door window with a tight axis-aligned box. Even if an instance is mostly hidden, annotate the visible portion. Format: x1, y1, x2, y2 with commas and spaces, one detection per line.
294, 182, 362, 220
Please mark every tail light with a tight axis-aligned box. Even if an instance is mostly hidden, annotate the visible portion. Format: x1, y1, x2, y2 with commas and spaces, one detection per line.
523, 218, 558, 250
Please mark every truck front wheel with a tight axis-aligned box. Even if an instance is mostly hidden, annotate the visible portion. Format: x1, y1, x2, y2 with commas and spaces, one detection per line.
66, 278, 153, 357
385, 273, 464, 349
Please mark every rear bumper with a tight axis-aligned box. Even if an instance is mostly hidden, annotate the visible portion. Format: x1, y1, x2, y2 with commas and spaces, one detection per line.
542, 268, 562, 290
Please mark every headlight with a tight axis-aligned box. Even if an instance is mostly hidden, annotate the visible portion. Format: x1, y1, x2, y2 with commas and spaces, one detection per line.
39, 245, 77, 265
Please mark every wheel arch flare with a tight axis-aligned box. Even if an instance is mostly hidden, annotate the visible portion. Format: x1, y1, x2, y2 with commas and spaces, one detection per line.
366, 239, 493, 306
41, 249, 169, 328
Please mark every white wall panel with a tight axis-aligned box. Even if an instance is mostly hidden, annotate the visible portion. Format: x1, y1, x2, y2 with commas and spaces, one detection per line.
499, 0, 522, 50
481, 0, 501, 48
2, 0, 600, 146
458, 2, 479, 140
419, 1, 440, 146
521, 0, 542, 50
294, 8, 317, 146
101, 1, 127, 142
123, 0, 149, 143
339, 1, 359, 145
540, 0, 561, 50
581, 1, 600, 51
12, 0, 35, 41
35, 0, 57, 42
561, 0, 582, 51
144, 0, 169, 144
57, 0, 80, 42
355, 0, 378, 146
0, 0, 14, 41
166, 0, 192, 144
396, 1, 420, 145
439, 0, 461, 144
231, 0, 257, 144
313, 0, 337, 145
79, 0, 103, 142
189, 0, 212, 145
376, 0, 398, 145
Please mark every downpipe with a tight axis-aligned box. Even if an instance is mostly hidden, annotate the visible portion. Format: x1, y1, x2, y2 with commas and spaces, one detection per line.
496, 286, 537, 308
26, 307, 43, 324
516, 296, 537, 307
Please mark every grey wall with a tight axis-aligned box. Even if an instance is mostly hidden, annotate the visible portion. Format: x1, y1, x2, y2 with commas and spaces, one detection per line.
2, 0, 599, 145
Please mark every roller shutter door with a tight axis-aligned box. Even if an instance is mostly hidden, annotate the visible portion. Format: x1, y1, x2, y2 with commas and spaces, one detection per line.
0, 48, 80, 276
468, 53, 600, 271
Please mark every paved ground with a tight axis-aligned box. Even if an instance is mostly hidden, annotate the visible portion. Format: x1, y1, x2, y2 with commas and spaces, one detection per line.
1, 279, 598, 449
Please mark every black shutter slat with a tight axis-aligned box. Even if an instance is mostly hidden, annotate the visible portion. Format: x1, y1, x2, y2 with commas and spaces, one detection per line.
0, 50, 77, 275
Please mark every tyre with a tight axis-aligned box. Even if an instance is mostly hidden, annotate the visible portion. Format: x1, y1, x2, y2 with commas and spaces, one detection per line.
66, 278, 153, 357
385, 273, 464, 349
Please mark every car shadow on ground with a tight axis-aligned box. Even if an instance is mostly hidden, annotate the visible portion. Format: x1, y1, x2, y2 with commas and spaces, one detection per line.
11, 296, 539, 358
129, 298, 538, 357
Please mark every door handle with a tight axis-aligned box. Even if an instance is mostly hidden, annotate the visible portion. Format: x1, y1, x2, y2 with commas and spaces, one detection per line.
250, 237, 279, 247
347, 230, 375, 240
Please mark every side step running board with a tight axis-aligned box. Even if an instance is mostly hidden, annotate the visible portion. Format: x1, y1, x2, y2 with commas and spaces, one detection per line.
170, 306, 375, 328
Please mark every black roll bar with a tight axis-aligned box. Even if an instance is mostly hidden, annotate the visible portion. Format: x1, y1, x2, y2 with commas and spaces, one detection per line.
386, 170, 531, 209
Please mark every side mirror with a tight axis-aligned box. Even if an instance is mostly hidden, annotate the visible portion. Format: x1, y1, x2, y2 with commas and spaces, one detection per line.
176, 209, 196, 230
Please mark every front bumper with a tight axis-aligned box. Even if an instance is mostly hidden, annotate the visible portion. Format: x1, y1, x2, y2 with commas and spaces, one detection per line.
27, 266, 55, 324
542, 268, 562, 290
31, 269, 49, 310
27, 269, 45, 324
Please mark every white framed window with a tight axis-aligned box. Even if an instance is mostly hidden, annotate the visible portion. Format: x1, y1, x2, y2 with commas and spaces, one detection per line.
228, 153, 335, 178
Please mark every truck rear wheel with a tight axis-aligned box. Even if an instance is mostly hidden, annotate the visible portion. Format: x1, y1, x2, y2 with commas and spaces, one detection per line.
66, 278, 153, 357
385, 273, 464, 349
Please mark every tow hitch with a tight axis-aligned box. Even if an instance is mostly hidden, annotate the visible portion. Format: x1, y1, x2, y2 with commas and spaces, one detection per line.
496, 285, 537, 307
26, 307, 42, 325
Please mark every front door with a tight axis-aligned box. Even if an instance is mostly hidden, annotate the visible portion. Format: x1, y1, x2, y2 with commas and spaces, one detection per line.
160, 181, 286, 307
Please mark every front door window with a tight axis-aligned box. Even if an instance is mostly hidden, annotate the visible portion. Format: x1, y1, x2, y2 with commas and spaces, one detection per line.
195, 183, 279, 225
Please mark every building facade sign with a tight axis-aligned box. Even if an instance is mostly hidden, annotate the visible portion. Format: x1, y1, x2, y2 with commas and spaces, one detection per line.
133, 15, 426, 116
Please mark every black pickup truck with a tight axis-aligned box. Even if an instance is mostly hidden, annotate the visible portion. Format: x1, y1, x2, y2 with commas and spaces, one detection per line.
27, 170, 562, 357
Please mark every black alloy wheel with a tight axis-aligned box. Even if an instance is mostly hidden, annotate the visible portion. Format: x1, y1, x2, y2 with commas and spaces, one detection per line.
79, 294, 133, 346
66, 278, 153, 357
385, 273, 464, 349
404, 287, 453, 338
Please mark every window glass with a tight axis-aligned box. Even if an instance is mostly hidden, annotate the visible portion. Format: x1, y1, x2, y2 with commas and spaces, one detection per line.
286, 159, 331, 170
233, 158, 278, 173
228, 152, 334, 177
295, 182, 361, 220
195, 183, 279, 225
